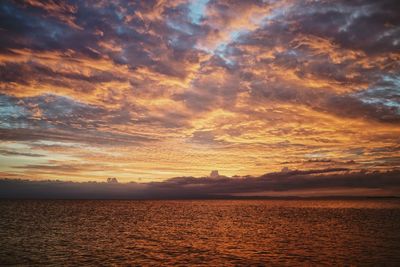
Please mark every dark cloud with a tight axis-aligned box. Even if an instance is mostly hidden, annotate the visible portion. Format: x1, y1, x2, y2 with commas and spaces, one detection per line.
0, 61, 125, 85
0, 169, 399, 199
13, 162, 104, 173
1, 93, 108, 129
0, 0, 204, 77
323, 94, 400, 123
0, 149, 44, 157
285, 0, 400, 54
0, 127, 156, 146
247, 79, 400, 123
221, 0, 400, 123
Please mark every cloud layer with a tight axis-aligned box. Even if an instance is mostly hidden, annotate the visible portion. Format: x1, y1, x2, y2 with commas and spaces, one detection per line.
1, 169, 399, 199
0, 0, 399, 182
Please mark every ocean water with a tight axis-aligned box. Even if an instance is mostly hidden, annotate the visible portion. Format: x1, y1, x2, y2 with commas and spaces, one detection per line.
0, 200, 399, 266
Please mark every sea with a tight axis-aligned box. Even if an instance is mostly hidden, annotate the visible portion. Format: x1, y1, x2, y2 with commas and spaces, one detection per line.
1, 199, 399, 266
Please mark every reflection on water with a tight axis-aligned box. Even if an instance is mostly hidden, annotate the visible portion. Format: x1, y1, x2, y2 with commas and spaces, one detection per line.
1, 200, 399, 265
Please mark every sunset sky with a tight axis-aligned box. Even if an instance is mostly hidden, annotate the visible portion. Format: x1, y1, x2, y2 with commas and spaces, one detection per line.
0, 0, 399, 182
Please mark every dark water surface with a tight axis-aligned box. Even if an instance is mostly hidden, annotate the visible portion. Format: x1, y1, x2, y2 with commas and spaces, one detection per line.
1, 200, 399, 266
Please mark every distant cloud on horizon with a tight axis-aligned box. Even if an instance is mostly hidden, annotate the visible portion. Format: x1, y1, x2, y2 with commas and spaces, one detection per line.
1, 169, 399, 199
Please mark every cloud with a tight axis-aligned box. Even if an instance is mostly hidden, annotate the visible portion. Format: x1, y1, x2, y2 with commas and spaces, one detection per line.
0, 169, 399, 199
0, 149, 44, 157
0, 0, 399, 180
0, 128, 157, 146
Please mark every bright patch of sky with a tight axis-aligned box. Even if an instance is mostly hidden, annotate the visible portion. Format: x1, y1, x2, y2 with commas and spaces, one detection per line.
188, 0, 209, 24
0, 95, 29, 129
356, 75, 400, 112
0, 143, 45, 171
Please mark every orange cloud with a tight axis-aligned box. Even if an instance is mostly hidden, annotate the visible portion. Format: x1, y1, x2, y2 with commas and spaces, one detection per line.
0, 0, 399, 183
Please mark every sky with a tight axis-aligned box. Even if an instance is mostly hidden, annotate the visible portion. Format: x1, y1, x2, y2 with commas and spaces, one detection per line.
0, 0, 399, 184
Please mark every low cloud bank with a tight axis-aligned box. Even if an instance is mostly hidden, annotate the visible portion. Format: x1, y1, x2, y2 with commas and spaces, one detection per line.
0, 169, 399, 199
